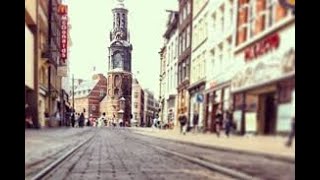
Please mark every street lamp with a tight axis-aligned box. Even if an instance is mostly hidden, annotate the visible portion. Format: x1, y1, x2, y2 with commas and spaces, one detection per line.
118, 97, 125, 126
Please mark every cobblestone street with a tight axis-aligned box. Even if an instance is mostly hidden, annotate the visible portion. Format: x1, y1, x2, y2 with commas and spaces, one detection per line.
39, 128, 234, 180
25, 128, 294, 180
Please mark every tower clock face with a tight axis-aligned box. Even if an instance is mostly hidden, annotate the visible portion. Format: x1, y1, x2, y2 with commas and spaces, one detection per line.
114, 53, 123, 68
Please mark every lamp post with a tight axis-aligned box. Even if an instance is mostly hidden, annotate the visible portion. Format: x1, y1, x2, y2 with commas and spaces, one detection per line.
118, 97, 125, 126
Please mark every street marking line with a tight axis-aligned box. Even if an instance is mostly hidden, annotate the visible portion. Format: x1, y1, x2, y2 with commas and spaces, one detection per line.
150, 144, 260, 180
30, 133, 96, 180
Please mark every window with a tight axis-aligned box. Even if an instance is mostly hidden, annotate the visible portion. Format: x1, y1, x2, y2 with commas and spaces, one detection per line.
184, 30, 188, 50
175, 37, 178, 58
236, 1, 249, 45
182, 62, 186, 80
134, 92, 138, 98
249, 1, 256, 38
99, 89, 104, 97
179, 35, 183, 55
168, 46, 171, 64
229, 0, 234, 29
220, 6, 225, 33
171, 42, 174, 61
134, 102, 138, 109
275, 1, 287, 22
187, 0, 191, 15
186, 58, 190, 79
267, 0, 276, 27
183, 31, 186, 52
178, 65, 182, 84
187, 25, 190, 48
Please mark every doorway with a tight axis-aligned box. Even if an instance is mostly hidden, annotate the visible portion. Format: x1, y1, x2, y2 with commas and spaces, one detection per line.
260, 92, 277, 134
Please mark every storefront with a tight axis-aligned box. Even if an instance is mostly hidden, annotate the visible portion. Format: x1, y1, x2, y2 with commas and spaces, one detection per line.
188, 80, 205, 129
167, 94, 176, 125
231, 33, 295, 135
204, 81, 232, 132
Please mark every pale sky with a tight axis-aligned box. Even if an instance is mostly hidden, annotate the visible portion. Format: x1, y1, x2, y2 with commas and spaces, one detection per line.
68, 0, 178, 98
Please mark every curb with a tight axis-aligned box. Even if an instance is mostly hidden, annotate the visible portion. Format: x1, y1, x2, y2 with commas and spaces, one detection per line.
132, 129, 295, 164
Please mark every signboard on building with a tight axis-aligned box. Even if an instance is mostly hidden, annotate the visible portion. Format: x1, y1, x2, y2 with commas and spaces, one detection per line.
244, 33, 280, 62
57, 66, 68, 77
196, 93, 204, 103
59, 4, 68, 65
231, 48, 295, 92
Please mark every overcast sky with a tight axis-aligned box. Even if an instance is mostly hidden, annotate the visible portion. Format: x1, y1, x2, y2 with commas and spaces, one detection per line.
68, 0, 178, 98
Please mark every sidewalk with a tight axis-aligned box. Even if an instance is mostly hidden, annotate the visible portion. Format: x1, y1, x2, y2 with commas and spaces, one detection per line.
131, 127, 295, 162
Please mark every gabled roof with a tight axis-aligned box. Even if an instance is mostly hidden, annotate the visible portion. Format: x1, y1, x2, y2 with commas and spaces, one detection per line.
73, 79, 99, 98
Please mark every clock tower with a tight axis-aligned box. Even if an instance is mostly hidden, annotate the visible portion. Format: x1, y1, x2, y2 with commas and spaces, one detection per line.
106, 0, 132, 125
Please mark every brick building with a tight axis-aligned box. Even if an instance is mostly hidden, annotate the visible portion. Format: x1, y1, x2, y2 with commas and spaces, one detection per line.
71, 74, 107, 119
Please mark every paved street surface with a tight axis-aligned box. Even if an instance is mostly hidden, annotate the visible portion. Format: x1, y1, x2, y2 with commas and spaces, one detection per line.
26, 127, 294, 180
41, 128, 234, 180
25, 127, 96, 179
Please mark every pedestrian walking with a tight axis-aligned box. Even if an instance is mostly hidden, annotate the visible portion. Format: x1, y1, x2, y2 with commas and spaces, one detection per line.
75, 113, 79, 128
119, 118, 123, 127
87, 114, 92, 126
193, 110, 199, 133
71, 113, 75, 127
224, 111, 233, 137
215, 107, 223, 137
179, 113, 187, 135
78, 113, 85, 128
98, 112, 106, 128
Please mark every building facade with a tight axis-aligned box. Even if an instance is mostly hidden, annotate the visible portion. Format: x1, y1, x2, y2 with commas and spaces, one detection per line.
230, 0, 295, 135
25, 0, 38, 128
143, 89, 159, 127
177, 0, 192, 125
189, 0, 209, 130
132, 78, 145, 126
105, 0, 133, 125
203, 0, 236, 132
25, 0, 71, 128
163, 10, 179, 126
71, 74, 107, 119
158, 46, 167, 124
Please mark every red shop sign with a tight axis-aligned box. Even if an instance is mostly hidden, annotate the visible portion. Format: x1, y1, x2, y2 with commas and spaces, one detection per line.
60, 15, 68, 64
58, 4, 68, 15
244, 33, 280, 62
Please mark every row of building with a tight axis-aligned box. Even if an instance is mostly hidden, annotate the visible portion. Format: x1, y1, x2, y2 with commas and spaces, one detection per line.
71, 72, 159, 127
159, 0, 295, 135
25, 1, 72, 128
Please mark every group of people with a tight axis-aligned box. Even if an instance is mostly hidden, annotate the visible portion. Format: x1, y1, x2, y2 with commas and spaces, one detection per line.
70, 112, 86, 128
70, 112, 126, 128
178, 107, 235, 137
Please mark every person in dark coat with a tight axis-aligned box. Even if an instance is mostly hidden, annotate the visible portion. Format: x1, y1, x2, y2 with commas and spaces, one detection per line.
179, 112, 187, 135
215, 107, 223, 137
193, 110, 199, 133
78, 113, 85, 128
71, 113, 75, 127
224, 111, 233, 137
